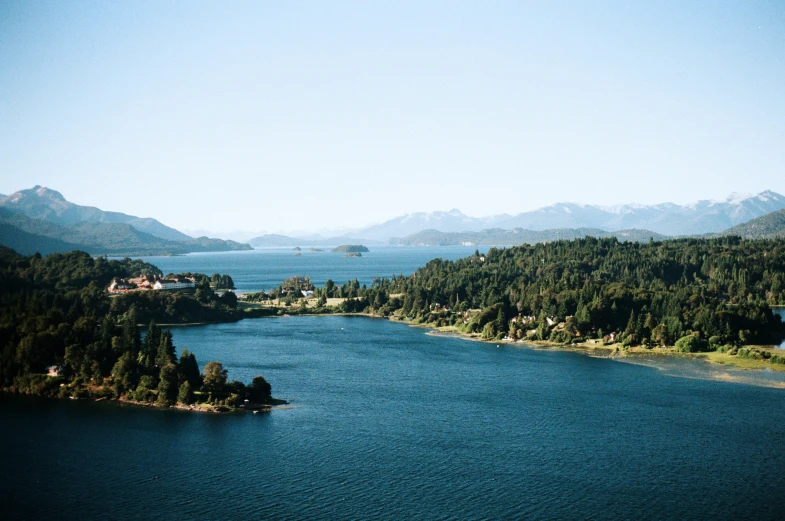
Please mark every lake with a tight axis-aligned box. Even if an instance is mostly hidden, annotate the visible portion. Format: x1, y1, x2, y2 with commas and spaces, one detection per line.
3, 249, 785, 519
3, 315, 785, 520
129, 245, 479, 293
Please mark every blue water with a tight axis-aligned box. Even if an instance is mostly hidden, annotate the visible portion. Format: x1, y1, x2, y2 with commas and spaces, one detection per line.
3, 316, 785, 520
131, 245, 478, 293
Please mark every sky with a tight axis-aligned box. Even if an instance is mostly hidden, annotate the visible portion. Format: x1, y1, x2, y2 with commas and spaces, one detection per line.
1, 1, 784, 235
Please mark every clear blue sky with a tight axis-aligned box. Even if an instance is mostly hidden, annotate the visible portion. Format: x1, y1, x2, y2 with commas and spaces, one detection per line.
1, 1, 783, 234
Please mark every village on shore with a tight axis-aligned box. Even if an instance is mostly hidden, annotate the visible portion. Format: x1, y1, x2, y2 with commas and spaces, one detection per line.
108, 274, 196, 293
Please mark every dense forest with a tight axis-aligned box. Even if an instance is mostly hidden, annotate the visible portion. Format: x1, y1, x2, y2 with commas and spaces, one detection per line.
0, 247, 273, 408
254, 237, 785, 356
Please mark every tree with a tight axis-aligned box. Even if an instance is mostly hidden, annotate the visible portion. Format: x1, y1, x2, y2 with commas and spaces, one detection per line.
177, 348, 201, 387
220, 291, 238, 309
157, 363, 179, 407
249, 375, 272, 402
178, 380, 194, 405
122, 308, 140, 356
139, 321, 162, 369
203, 361, 228, 392
156, 331, 175, 367
111, 351, 137, 395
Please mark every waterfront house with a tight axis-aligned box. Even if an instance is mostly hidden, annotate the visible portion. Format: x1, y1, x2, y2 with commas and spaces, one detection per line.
153, 277, 195, 291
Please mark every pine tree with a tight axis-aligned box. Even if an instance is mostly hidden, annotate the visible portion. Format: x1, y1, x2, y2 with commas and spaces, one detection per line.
155, 331, 175, 368
157, 363, 178, 407
178, 348, 201, 387
177, 381, 194, 405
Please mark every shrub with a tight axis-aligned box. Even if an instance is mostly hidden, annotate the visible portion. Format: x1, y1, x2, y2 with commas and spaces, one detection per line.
674, 335, 710, 353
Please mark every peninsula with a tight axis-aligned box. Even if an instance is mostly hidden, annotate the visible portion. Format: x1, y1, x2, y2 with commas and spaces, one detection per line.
243, 237, 785, 371
0, 247, 281, 411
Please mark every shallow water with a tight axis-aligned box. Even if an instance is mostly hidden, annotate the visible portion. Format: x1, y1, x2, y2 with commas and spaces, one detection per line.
3, 316, 785, 520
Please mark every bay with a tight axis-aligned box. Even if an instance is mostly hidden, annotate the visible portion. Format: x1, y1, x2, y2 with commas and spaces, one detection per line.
3, 316, 785, 519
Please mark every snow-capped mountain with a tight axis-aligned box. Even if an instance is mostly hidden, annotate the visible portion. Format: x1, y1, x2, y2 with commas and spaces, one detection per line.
353, 191, 785, 241
491, 190, 785, 236
352, 209, 512, 242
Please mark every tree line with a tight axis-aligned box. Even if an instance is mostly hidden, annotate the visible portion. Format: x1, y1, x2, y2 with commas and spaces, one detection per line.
262, 237, 785, 354
0, 247, 273, 407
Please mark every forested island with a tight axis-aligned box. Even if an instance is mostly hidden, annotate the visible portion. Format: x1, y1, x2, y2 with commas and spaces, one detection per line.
0, 247, 280, 411
246, 237, 785, 369
332, 245, 369, 253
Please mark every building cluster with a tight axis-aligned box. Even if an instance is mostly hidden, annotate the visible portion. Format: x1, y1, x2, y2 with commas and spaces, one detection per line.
107, 274, 196, 293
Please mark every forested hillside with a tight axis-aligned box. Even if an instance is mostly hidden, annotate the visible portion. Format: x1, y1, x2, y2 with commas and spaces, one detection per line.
268, 237, 785, 351
720, 209, 785, 239
0, 248, 270, 408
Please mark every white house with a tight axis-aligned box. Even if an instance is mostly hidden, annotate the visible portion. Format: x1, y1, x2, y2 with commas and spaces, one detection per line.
153, 278, 195, 291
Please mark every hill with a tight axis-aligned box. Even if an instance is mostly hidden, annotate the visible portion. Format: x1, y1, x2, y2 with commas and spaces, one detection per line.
0, 222, 84, 255
0, 208, 251, 256
331, 245, 369, 253
719, 208, 785, 239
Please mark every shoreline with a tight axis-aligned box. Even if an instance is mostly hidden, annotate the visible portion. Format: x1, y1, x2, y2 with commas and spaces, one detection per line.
241, 309, 785, 374
0, 389, 289, 415
407, 320, 785, 373
170, 308, 785, 374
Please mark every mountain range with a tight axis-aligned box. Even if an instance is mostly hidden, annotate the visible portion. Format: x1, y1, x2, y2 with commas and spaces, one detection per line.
362, 191, 785, 241
3, 187, 785, 255
391, 228, 670, 247
0, 186, 251, 256
245, 190, 785, 246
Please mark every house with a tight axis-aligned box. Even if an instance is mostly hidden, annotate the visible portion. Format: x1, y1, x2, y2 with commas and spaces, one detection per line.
153, 277, 195, 291
128, 274, 156, 289
46, 365, 61, 377
108, 279, 137, 293
301, 290, 314, 298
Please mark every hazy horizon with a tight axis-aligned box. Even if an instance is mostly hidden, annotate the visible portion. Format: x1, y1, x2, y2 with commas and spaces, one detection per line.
2, 183, 782, 240
2, 2, 784, 234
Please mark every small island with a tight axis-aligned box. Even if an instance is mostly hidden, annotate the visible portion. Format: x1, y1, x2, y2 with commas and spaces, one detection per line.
332, 244, 369, 253
345, 252, 362, 258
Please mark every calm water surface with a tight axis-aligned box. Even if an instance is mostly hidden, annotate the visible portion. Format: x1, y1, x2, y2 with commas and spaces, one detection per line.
3, 316, 785, 520
132, 245, 478, 292
4, 251, 785, 519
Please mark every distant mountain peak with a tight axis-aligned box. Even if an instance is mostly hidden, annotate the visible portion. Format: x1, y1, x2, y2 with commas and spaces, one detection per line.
1, 185, 193, 242
724, 192, 754, 204
9, 185, 67, 203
